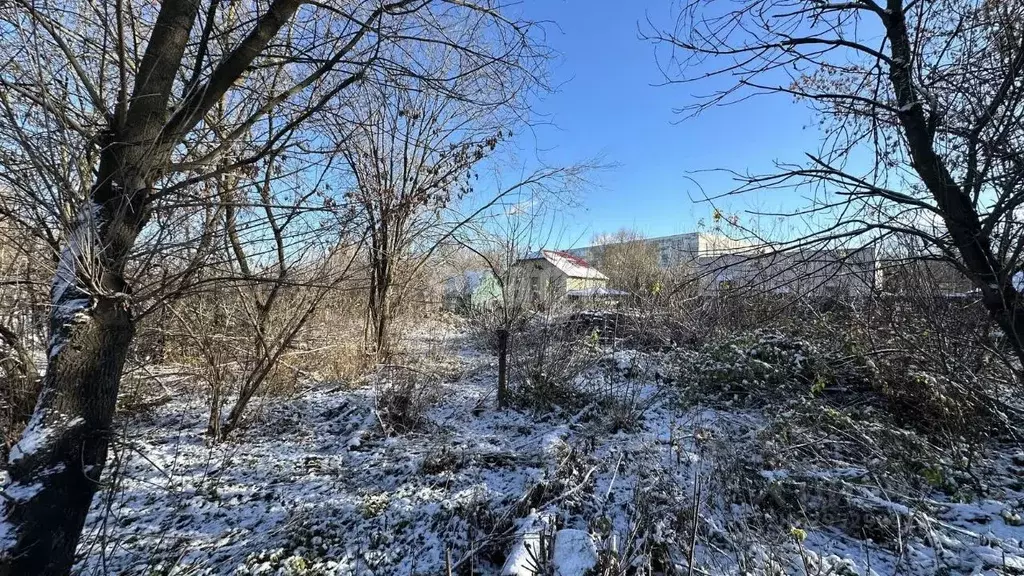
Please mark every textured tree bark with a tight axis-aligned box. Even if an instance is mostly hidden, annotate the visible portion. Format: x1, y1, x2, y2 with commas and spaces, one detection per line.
0, 0, 362, 569
367, 252, 394, 361
0, 286, 133, 575
1, 0, 202, 571
0, 185, 144, 573
0, 160, 147, 575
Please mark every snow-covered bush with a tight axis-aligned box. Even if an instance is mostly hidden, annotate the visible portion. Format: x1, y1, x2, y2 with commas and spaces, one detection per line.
676, 330, 825, 405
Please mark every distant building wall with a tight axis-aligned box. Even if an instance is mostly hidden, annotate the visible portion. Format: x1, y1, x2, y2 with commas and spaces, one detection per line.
567, 232, 757, 269
697, 247, 879, 298
881, 258, 974, 295
565, 233, 879, 298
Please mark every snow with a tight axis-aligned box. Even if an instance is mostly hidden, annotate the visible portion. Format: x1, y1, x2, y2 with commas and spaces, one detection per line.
7, 406, 50, 464
0, 519, 12, 554
565, 287, 628, 298
67, 323, 1024, 575
49, 201, 102, 360
552, 529, 598, 576
9, 410, 82, 464
2, 481, 43, 502
501, 512, 553, 575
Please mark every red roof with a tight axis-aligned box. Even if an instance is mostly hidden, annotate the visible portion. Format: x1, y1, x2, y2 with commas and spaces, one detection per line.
544, 250, 594, 269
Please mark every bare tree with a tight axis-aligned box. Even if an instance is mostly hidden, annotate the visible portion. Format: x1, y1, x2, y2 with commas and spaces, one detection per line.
648, 0, 1024, 361
335, 82, 504, 361
0, 0, 545, 572
590, 228, 664, 300
457, 168, 586, 407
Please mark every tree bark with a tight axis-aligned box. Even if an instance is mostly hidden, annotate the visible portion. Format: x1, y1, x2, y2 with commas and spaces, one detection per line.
0, 0, 203, 571
0, 287, 132, 576
367, 251, 393, 361
0, 0, 324, 569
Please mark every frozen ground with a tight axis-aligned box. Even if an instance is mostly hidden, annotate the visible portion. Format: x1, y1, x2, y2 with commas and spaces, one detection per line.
71, 326, 1024, 575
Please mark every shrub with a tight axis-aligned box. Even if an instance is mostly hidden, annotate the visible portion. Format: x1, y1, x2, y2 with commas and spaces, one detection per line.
373, 365, 440, 434
508, 319, 599, 412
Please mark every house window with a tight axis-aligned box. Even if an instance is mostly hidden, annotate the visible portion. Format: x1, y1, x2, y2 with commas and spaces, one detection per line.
530, 276, 540, 301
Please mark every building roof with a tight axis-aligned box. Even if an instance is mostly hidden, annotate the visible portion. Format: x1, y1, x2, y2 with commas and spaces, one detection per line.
521, 250, 608, 280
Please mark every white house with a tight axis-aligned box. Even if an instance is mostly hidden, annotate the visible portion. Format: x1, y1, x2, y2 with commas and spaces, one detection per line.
513, 250, 609, 303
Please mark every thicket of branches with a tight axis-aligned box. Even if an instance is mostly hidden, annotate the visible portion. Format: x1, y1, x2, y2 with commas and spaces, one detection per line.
1, 0, 1021, 572
0, 0, 551, 572
647, 0, 1024, 361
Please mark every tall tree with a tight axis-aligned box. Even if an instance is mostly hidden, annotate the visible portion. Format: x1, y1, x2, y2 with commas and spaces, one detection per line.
328, 6, 541, 361
649, 0, 1024, 360
590, 228, 664, 299
338, 83, 503, 360
0, 0, 543, 572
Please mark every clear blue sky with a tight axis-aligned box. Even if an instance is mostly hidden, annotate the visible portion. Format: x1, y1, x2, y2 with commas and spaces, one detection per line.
511, 0, 826, 244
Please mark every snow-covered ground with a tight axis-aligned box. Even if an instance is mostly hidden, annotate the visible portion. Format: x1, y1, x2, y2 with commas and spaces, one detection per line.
72, 325, 1024, 575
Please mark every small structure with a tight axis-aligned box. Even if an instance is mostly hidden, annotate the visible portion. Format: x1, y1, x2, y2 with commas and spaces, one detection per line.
514, 250, 609, 304
442, 270, 501, 311
566, 286, 629, 303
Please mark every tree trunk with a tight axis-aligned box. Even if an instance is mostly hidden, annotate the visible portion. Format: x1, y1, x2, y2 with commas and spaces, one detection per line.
0, 0, 304, 568
987, 300, 1024, 362
367, 254, 393, 361
884, 4, 1024, 365
496, 328, 509, 408
0, 219, 134, 574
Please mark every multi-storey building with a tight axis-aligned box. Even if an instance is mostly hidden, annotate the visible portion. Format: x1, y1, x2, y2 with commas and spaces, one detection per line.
566, 232, 880, 298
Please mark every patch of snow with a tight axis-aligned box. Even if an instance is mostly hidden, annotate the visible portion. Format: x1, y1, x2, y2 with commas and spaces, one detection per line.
0, 519, 13, 553
9, 413, 82, 464
65, 322, 1024, 575
8, 408, 49, 464
502, 511, 554, 576
50, 201, 103, 359
2, 481, 43, 502
759, 469, 790, 482
552, 529, 598, 576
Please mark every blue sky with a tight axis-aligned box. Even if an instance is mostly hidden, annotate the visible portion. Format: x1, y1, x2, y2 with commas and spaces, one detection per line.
510, 0, 827, 244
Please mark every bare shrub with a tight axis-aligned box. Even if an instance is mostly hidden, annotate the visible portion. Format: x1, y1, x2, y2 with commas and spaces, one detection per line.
0, 230, 47, 459
292, 288, 373, 387
373, 365, 442, 435
508, 316, 600, 412
0, 329, 39, 458
583, 349, 664, 432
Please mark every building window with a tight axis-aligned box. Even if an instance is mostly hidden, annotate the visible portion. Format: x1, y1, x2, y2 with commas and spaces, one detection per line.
530, 276, 540, 301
